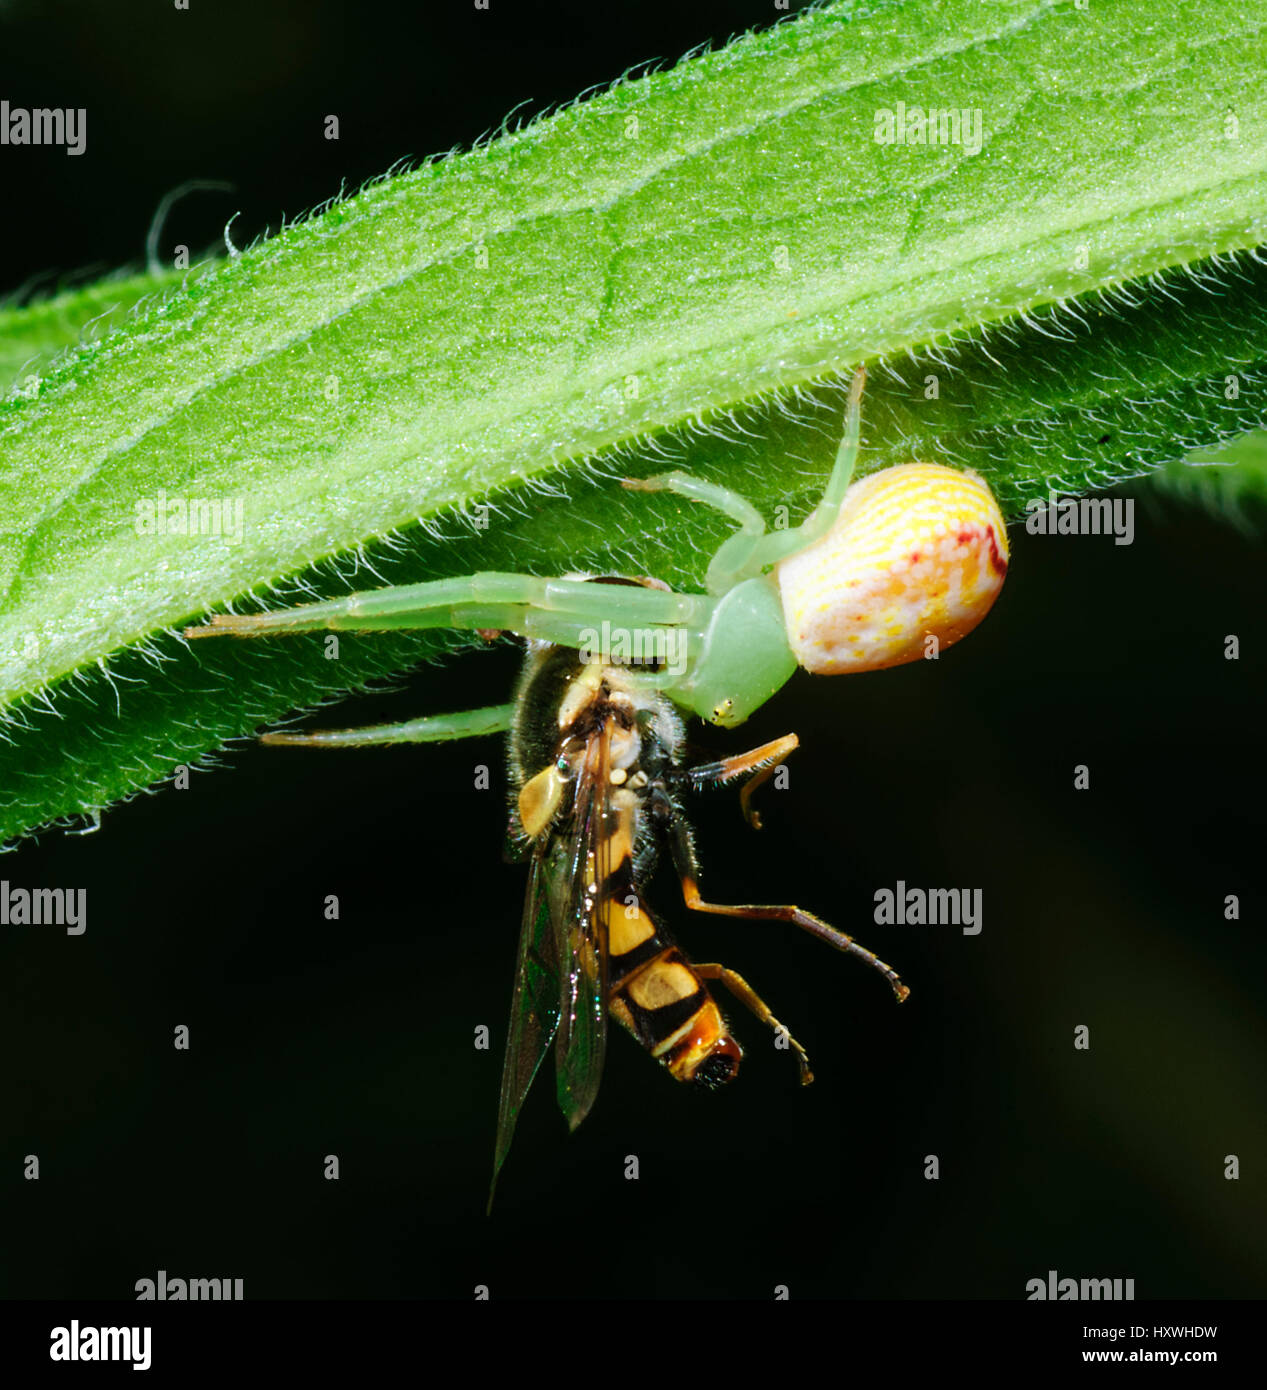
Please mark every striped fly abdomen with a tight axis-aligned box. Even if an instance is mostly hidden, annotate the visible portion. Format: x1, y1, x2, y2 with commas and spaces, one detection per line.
604, 887, 742, 1088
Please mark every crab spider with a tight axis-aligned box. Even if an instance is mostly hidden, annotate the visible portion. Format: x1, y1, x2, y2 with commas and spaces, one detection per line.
184, 368, 1010, 737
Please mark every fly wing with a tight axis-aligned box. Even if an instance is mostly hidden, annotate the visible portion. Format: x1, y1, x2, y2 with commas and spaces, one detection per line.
489, 845, 564, 1209
553, 721, 612, 1132
490, 722, 614, 1208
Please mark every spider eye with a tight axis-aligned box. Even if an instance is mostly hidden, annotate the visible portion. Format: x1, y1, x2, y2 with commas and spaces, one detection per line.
776, 463, 1008, 675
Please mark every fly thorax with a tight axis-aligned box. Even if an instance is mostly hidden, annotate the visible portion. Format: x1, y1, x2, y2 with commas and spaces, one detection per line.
554, 661, 606, 731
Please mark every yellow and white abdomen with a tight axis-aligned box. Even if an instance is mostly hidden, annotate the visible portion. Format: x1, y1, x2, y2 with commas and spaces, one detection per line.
776, 463, 1009, 674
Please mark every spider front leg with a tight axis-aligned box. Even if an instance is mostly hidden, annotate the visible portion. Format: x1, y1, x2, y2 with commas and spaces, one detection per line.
620, 366, 866, 590
737, 364, 866, 573
622, 472, 769, 595
184, 570, 709, 663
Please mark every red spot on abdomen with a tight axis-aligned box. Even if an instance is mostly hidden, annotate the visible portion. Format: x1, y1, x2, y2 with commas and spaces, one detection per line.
985, 528, 1008, 576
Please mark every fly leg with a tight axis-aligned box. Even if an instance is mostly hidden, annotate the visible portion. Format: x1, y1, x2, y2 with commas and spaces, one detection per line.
683, 878, 910, 1004
681, 733, 798, 828
259, 702, 515, 747
655, 788, 909, 1003
692, 962, 814, 1084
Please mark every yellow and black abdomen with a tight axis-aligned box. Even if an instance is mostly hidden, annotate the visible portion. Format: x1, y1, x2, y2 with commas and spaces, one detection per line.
603, 889, 741, 1089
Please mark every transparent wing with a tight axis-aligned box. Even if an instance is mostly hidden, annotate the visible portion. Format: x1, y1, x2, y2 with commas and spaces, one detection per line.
489, 722, 614, 1208
489, 846, 564, 1208
553, 722, 612, 1132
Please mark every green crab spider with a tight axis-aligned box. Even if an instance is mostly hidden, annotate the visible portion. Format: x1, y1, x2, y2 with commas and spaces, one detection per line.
185, 368, 1010, 738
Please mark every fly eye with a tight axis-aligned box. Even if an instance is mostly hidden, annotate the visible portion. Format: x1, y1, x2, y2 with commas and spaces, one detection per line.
776, 462, 1009, 675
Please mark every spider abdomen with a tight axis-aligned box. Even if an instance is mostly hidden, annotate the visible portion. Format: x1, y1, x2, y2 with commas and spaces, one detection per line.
776, 463, 1009, 675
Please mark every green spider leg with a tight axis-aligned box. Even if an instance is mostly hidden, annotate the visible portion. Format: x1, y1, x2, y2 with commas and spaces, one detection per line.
260, 702, 516, 747
185, 370, 870, 727
620, 365, 866, 591
187, 571, 711, 664
623, 473, 766, 596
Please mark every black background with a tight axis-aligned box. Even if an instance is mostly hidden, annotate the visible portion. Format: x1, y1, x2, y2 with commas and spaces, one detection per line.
0, 0, 1263, 1303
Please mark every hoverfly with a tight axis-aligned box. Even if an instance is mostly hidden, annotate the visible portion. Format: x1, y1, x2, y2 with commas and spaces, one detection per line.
491, 584, 911, 1205
185, 368, 1010, 1204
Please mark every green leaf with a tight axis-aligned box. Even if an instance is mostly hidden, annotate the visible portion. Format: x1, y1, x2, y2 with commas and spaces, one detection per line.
0, 267, 195, 395
2, 0, 1266, 842
1153, 428, 1267, 532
